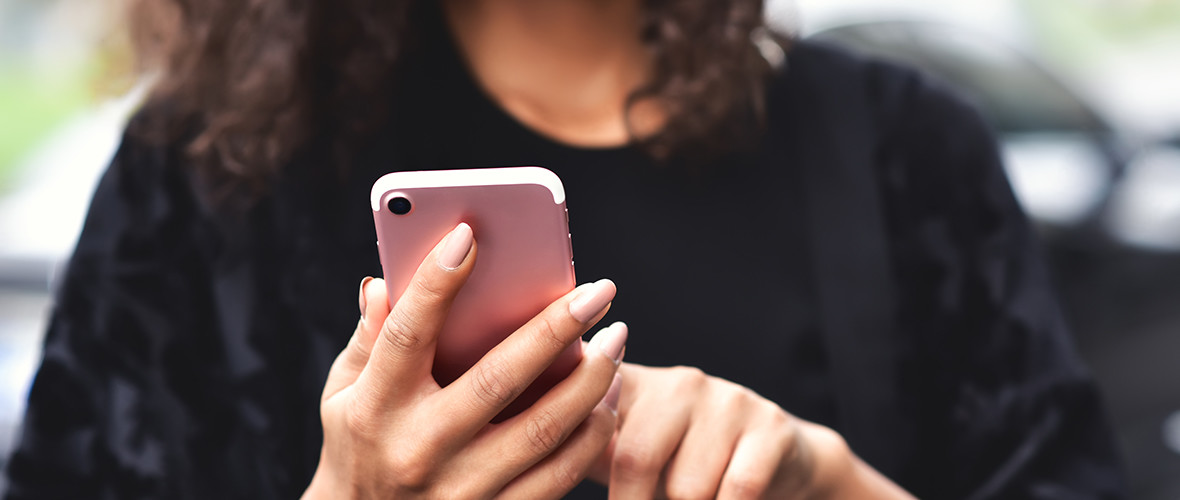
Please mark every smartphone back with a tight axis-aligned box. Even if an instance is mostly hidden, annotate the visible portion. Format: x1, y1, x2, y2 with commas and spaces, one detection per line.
371, 167, 580, 419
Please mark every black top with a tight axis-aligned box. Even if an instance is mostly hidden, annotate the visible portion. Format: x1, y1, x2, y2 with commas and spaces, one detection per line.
5, 12, 1125, 500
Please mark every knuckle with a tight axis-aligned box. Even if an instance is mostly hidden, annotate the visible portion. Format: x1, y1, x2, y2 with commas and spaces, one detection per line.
379, 311, 426, 353
714, 383, 748, 410
613, 442, 662, 477
724, 473, 770, 500
766, 405, 791, 428
408, 272, 450, 304
524, 408, 568, 455
670, 365, 707, 389
469, 359, 520, 408
731, 379, 759, 399
808, 423, 849, 462
384, 446, 433, 489
532, 313, 571, 353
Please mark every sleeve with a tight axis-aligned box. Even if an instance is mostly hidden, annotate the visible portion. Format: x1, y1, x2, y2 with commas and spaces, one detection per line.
872, 66, 1128, 499
2, 125, 221, 499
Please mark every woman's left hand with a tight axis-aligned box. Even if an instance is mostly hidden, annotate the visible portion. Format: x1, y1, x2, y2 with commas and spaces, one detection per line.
588, 363, 915, 499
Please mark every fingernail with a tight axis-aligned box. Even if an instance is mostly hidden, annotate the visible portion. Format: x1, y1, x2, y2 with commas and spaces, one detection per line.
358, 276, 374, 319
569, 279, 616, 323
603, 373, 622, 416
589, 322, 628, 364
438, 223, 474, 271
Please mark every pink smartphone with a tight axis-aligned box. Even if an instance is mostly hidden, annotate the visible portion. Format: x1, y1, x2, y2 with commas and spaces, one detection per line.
371, 166, 581, 421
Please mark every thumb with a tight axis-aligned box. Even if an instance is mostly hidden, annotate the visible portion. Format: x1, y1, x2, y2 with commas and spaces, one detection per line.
322, 277, 391, 400
358, 277, 392, 349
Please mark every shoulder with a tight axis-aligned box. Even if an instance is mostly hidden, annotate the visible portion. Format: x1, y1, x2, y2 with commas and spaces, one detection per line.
769, 38, 1007, 216
773, 39, 982, 116
67, 106, 223, 282
763, 37, 1028, 324
96, 103, 252, 214
91, 106, 196, 216
771, 38, 994, 147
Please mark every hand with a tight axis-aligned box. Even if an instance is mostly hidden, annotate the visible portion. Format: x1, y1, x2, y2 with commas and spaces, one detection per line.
591, 364, 914, 499
304, 223, 628, 499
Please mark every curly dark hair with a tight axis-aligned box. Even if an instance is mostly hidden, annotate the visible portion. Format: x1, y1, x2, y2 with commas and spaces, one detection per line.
129, 0, 773, 191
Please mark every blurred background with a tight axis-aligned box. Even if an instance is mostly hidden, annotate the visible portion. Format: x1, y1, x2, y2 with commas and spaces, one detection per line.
0, 0, 1178, 497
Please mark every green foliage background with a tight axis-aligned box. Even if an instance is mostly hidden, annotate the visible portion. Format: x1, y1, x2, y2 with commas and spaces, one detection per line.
0, 61, 97, 192
1023, 0, 1180, 65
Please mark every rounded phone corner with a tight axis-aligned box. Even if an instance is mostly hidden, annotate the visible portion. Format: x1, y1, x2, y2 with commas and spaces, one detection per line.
370, 172, 400, 213
516, 166, 566, 206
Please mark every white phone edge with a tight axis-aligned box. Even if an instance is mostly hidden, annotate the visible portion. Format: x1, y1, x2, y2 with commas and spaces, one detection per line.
370, 166, 566, 212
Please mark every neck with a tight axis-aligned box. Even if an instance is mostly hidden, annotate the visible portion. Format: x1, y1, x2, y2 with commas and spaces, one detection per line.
443, 0, 662, 147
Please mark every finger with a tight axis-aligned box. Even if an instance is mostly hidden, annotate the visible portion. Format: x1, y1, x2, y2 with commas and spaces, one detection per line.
587, 431, 618, 484
586, 362, 645, 486
717, 426, 790, 500
662, 388, 747, 499
322, 276, 390, 400
494, 375, 623, 499
608, 370, 696, 500
437, 278, 616, 432
468, 323, 627, 483
353, 223, 477, 404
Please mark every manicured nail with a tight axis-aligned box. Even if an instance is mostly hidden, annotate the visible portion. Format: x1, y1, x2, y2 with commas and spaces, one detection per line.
589, 322, 628, 364
358, 276, 374, 319
569, 279, 616, 323
603, 373, 622, 416
438, 223, 474, 270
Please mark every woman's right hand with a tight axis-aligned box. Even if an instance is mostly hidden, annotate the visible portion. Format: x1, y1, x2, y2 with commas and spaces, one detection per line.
303, 223, 626, 499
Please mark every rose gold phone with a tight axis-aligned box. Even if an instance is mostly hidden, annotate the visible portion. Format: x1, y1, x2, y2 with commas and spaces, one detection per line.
371, 166, 580, 420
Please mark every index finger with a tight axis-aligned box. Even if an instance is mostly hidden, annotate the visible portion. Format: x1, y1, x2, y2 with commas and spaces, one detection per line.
353, 223, 477, 405
434, 278, 617, 435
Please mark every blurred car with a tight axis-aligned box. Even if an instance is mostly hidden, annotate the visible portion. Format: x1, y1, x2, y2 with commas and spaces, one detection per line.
810, 20, 1180, 253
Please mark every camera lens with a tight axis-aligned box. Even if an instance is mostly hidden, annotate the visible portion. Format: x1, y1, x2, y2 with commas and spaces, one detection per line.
388, 196, 412, 215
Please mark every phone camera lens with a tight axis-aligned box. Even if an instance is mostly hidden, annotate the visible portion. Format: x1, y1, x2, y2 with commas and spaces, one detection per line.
388, 197, 412, 215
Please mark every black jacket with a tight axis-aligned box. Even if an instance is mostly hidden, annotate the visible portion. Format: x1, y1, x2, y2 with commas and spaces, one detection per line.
4, 28, 1125, 500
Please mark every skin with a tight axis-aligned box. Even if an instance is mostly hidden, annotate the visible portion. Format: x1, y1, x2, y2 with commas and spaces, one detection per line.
307, 0, 919, 497
443, 0, 665, 146
304, 226, 626, 498
585, 365, 915, 499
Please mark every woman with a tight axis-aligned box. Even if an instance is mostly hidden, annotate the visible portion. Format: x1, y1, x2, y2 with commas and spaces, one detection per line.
5, 0, 1124, 498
